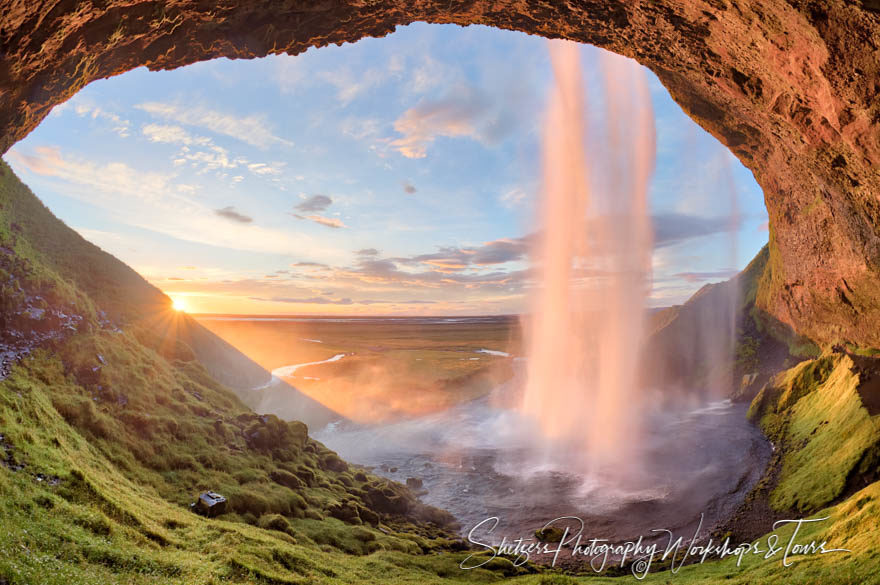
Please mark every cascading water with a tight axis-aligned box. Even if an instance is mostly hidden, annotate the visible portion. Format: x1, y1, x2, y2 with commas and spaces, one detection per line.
521, 40, 656, 475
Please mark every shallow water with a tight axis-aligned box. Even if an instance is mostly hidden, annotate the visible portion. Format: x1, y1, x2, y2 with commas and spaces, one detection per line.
316, 375, 770, 546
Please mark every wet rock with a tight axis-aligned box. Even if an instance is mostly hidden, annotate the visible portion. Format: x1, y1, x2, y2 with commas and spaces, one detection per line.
34, 473, 61, 486
405, 477, 428, 496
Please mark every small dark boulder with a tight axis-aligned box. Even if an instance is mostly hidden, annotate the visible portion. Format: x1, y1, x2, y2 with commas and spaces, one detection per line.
192, 491, 227, 517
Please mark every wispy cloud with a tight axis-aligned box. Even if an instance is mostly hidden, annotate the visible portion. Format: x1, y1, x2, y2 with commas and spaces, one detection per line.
340, 117, 381, 141
72, 103, 131, 138
672, 270, 738, 283
136, 102, 292, 149
142, 123, 207, 146
290, 245, 529, 292
214, 206, 253, 224
394, 237, 530, 272
295, 194, 333, 213
292, 214, 347, 229
251, 295, 435, 305
317, 65, 389, 105
390, 85, 519, 158
5, 146, 334, 259
653, 213, 741, 248
499, 187, 528, 209
142, 122, 283, 179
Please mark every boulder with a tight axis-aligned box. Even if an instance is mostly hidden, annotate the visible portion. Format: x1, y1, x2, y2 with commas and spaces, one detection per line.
193, 491, 227, 517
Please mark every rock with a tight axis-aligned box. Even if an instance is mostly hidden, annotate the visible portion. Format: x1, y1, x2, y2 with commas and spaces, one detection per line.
192, 491, 227, 517
406, 477, 428, 496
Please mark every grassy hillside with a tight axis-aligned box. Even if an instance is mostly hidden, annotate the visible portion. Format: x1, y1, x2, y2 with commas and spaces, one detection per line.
748, 352, 880, 513
1, 159, 878, 583
0, 158, 273, 388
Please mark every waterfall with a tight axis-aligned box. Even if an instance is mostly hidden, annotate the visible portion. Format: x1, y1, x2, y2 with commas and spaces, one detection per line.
521, 41, 656, 475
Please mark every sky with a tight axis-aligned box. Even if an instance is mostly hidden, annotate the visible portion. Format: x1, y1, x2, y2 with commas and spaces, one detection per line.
4, 23, 769, 315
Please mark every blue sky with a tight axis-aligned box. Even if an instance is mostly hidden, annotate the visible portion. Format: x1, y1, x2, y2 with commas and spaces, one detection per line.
4, 23, 768, 315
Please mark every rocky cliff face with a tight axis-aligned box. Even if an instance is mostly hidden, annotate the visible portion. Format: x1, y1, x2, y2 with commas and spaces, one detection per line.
1, 0, 879, 345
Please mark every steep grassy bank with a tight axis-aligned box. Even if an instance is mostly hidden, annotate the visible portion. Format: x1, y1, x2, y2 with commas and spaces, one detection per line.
748, 352, 880, 513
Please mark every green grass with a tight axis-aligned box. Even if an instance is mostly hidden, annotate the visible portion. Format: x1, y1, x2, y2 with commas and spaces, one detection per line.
0, 160, 168, 323
749, 354, 880, 512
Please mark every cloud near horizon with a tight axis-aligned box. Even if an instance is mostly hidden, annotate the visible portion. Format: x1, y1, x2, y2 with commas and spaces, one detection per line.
250, 296, 436, 305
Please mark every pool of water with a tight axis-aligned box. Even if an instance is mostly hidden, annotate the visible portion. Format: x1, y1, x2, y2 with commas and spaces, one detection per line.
316, 374, 770, 548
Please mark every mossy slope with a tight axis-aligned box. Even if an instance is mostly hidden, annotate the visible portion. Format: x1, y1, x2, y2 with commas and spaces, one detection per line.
749, 352, 880, 513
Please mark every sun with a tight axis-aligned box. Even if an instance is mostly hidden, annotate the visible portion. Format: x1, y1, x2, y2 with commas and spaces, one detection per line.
171, 297, 187, 312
